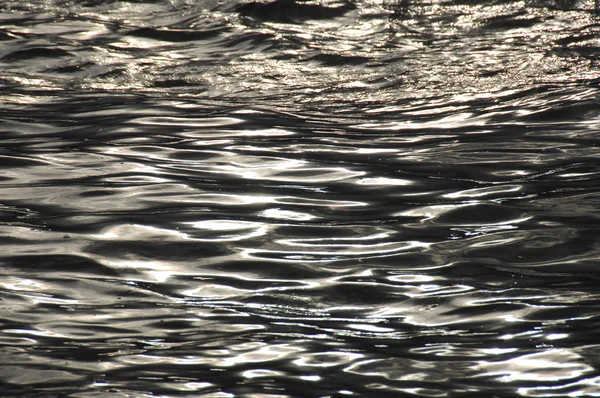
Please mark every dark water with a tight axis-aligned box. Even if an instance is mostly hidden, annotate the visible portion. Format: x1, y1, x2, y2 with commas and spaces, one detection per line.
1, 0, 600, 396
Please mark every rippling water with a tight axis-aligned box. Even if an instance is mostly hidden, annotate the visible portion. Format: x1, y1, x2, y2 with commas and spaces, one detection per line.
1, 0, 600, 396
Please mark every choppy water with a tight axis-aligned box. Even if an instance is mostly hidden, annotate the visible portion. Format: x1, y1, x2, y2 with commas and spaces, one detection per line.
1, 0, 600, 396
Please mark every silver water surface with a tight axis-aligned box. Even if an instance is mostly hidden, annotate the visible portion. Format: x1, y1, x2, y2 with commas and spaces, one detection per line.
1, 0, 600, 396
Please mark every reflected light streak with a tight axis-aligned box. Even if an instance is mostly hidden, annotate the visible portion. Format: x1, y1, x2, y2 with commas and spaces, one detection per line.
242, 369, 286, 379
478, 349, 593, 382
178, 193, 277, 206
500, 330, 542, 341
221, 344, 305, 367
355, 148, 398, 154
231, 165, 364, 183
242, 240, 430, 261
278, 232, 391, 244
546, 333, 569, 340
102, 258, 177, 279
135, 116, 244, 127
184, 220, 263, 231
444, 185, 522, 199
110, 36, 168, 49
353, 112, 490, 130
259, 208, 318, 221
94, 223, 187, 240
0, 276, 46, 292
275, 196, 366, 208
387, 274, 436, 283
398, 204, 532, 226
397, 204, 464, 221
181, 382, 213, 391
183, 220, 270, 241
300, 375, 321, 381
5, 328, 65, 338
356, 177, 413, 186
347, 324, 396, 333
186, 127, 295, 137
517, 375, 600, 397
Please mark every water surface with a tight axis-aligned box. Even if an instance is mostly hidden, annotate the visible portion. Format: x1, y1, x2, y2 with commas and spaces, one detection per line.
1, 0, 600, 396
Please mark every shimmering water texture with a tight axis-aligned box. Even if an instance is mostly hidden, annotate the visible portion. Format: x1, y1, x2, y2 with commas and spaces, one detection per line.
1, 0, 600, 397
